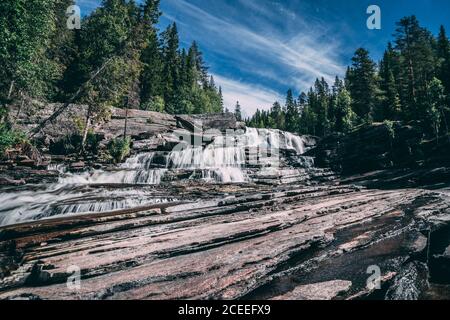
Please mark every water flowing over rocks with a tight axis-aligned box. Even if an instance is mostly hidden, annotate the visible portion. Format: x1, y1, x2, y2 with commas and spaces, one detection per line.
0, 184, 449, 300
1, 107, 450, 300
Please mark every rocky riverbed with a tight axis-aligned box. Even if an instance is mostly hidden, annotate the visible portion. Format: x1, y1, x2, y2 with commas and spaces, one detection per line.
0, 183, 450, 300
1, 106, 450, 300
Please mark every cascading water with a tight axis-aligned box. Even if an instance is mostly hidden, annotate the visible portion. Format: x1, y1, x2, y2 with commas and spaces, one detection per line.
59, 153, 167, 185
0, 128, 308, 226
167, 134, 248, 183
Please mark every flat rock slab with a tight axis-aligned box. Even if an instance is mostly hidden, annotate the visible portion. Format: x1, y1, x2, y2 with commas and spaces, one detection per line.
271, 280, 352, 300
0, 184, 449, 300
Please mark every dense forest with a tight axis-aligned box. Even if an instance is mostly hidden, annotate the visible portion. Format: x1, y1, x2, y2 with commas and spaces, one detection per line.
1, 1, 450, 157
0, 0, 224, 153
247, 16, 450, 140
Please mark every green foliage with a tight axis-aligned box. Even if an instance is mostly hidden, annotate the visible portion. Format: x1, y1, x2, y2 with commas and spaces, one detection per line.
142, 96, 165, 112
0, 0, 60, 100
235, 101, 242, 121
347, 48, 379, 124
49, 131, 99, 155
0, 123, 26, 156
248, 17, 450, 142
383, 120, 396, 140
424, 78, 447, 139
394, 16, 437, 119
335, 88, 356, 133
1, 2, 450, 147
108, 137, 131, 163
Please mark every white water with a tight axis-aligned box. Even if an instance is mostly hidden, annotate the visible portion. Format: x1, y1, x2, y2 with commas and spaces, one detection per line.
0, 128, 308, 226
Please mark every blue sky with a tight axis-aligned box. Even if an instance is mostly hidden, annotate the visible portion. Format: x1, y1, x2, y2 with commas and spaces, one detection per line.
77, 0, 450, 117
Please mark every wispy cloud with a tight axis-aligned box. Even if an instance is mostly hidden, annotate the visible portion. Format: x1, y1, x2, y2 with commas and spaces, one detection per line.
77, 0, 348, 115
162, 0, 346, 114
212, 74, 283, 119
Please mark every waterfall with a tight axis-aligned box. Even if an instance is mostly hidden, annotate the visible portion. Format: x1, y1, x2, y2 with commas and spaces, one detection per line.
0, 127, 309, 226
0, 186, 175, 226
167, 134, 248, 183
284, 131, 306, 154
59, 128, 308, 186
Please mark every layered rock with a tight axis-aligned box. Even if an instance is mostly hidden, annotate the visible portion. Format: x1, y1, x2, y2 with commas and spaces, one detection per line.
2, 106, 450, 301
0, 183, 449, 300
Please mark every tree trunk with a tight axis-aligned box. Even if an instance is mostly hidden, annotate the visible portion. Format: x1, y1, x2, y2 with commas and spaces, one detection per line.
123, 97, 129, 140
7, 80, 15, 99
80, 107, 92, 154
12, 91, 24, 125
124, 106, 129, 139
29, 55, 116, 138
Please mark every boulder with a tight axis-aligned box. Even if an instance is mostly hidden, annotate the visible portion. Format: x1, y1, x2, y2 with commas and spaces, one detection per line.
175, 113, 238, 133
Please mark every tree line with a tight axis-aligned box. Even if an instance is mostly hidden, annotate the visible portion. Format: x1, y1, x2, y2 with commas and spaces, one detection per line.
247, 16, 450, 140
0, 0, 223, 119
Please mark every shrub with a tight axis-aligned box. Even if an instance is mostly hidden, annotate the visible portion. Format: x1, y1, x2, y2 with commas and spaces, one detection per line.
383, 120, 396, 140
0, 123, 27, 157
141, 96, 165, 112
107, 137, 131, 163
85, 130, 100, 154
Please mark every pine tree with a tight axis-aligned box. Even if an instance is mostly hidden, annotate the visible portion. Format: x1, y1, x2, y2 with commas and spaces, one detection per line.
424, 78, 447, 140
235, 101, 242, 121
378, 43, 402, 120
313, 78, 331, 136
329, 76, 344, 130
347, 48, 379, 123
394, 16, 436, 119
270, 101, 284, 130
285, 89, 299, 133
219, 87, 224, 112
437, 26, 450, 96
47, 0, 78, 101
139, 0, 163, 109
161, 23, 181, 114
0, 0, 58, 104
304, 88, 319, 136
335, 88, 356, 133
190, 41, 208, 86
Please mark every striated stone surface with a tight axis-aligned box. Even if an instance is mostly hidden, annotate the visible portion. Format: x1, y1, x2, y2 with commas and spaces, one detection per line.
0, 183, 449, 300
3, 105, 450, 300
271, 280, 352, 300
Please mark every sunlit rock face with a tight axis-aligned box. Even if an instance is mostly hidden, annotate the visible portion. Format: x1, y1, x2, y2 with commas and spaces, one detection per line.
0, 126, 319, 226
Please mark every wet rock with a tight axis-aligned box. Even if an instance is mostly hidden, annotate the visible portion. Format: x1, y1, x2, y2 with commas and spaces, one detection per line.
176, 115, 203, 132
0, 177, 26, 186
180, 113, 237, 132
151, 152, 167, 166
0, 185, 448, 300
405, 233, 428, 255
17, 159, 35, 168
272, 280, 352, 300
430, 244, 450, 285
441, 245, 450, 259
385, 262, 429, 300
70, 161, 86, 171
290, 156, 315, 169
308, 122, 450, 181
